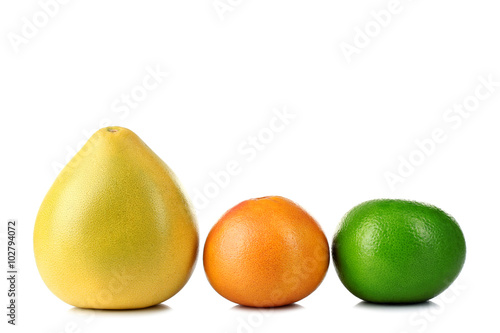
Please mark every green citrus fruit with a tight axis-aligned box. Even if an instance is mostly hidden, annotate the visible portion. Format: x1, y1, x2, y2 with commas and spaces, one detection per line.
332, 199, 466, 304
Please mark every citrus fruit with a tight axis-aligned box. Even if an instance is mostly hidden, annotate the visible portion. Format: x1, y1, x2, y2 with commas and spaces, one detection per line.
332, 199, 466, 304
203, 196, 330, 307
34, 127, 198, 309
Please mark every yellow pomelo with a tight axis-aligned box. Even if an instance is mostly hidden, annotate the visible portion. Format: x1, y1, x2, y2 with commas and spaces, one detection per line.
34, 127, 198, 309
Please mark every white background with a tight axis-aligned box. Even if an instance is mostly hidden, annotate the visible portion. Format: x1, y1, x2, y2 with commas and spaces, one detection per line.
1, 0, 499, 332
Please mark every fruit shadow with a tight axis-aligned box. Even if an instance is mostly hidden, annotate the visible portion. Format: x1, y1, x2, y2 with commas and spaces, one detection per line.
68, 303, 171, 318
231, 303, 304, 313
355, 300, 438, 312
